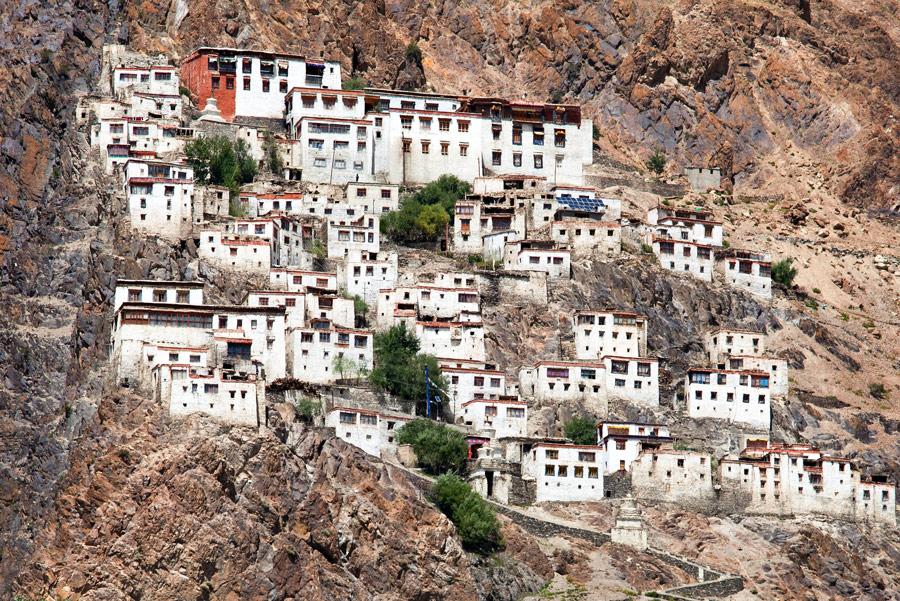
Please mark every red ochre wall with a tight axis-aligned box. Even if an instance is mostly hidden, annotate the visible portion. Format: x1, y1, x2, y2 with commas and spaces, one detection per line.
181, 53, 236, 122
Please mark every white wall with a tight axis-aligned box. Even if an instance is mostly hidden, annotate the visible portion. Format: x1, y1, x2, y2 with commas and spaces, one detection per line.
574, 311, 647, 360
523, 444, 605, 502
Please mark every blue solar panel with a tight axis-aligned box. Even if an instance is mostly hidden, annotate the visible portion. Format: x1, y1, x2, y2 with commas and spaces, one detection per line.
557, 196, 605, 212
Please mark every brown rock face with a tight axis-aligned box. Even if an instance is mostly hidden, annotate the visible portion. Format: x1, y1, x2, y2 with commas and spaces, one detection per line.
14, 394, 489, 600
121, 0, 898, 210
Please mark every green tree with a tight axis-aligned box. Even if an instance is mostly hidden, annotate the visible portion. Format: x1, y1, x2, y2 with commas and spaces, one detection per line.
397, 419, 468, 475
380, 175, 470, 243
647, 149, 666, 175
771, 258, 798, 287
185, 135, 258, 191
263, 132, 284, 175
342, 75, 367, 91
333, 354, 354, 381
431, 474, 502, 554
370, 324, 447, 401
294, 396, 322, 423
564, 416, 598, 445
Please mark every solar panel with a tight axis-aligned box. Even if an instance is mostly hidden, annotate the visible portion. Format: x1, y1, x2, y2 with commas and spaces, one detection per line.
558, 196, 605, 212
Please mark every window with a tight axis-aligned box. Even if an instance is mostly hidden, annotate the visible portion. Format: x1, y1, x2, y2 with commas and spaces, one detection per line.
189, 354, 201, 363
242, 57, 252, 72
421, 140, 430, 154
459, 144, 468, 157
309, 139, 324, 149
588, 467, 599, 479
492, 151, 501, 166
439, 118, 450, 131
400, 116, 412, 129
204, 384, 218, 394
420, 117, 432, 130
242, 77, 251, 91
440, 142, 449, 156
176, 290, 189, 303
402, 140, 411, 153
557, 465, 568, 477
339, 411, 356, 424
545, 464, 555, 476
615, 440, 626, 450
546, 367, 569, 378
360, 414, 377, 426
534, 154, 543, 169
513, 153, 522, 167
279, 80, 288, 93
637, 362, 651, 376
578, 452, 596, 462
507, 407, 525, 418
545, 449, 559, 460
227, 342, 251, 359
262, 79, 270, 93
313, 158, 326, 167
226, 77, 234, 90
458, 120, 469, 132
334, 141, 349, 150
211, 76, 220, 90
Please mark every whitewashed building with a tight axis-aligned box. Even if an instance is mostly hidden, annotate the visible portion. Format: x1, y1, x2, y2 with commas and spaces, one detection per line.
340, 251, 398, 305
130, 91, 182, 119
720, 442, 896, 526
112, 65, 179, 98
522, 443, 605, 502
647, 206, 723, 247
551, 219, 621, 256
327, 214, 380, 258
269, 268, 337, 292
574, 310, 648, 360
602, 356, 659, 406
461, 397, 528, 439
685, 367, 771, 430
155, 364, 261, 427
287, 319, 373, 383
442, 364, 507, 415
113, 279, 204, 312
124, 159, 195, 239
717, 249, 773, 300
518, 360, 607, 413
597, 421, 673, 474
650, 236, 714, 281
630, 448, 716, 503
198, 231, 272, 273
415, 321, 486, 362
706, 328, 767, 363
504, 240, 571, 279
345, 182, 400, 214
325, 407, 413, 457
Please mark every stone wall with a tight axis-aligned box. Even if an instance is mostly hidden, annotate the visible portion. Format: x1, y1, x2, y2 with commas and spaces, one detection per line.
477, 270, 548, 305
604, 470, 633, 498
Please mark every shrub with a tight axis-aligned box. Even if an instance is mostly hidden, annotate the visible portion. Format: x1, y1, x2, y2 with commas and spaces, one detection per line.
350, 294, 368, 325
381, 175, 470, 243
647, 149, 666, 174
564, 416, 597, 445
405, 42, 423, 65
812, 287, 821, 295
179, 84, 192, 98
294, 396, 321, 422
397, 419, 468, 475
431, 474, 502, 554
722, 239, 730, 249
869, 383, 888, 400
640, 242, 653, 254
185, 135, 257, 191
332, 354, 356, 380
805, 299, 819, 311
592, 121, 599, 140
342, 75, 367, 91
370, 324, 448, 401
262, 132, 284, 175
771, 258, 798, 287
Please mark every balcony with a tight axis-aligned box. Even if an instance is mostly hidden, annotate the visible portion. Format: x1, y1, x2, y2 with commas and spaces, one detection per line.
305, 75, 323, 87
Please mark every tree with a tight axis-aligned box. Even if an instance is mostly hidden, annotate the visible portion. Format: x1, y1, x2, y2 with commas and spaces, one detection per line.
565, 416, 598, 445
396, 419, 468, 475
263, 132, 284, 175
647, 149, 666, 175
342, 76, 367, 91
185, 135, 257, 191
370, 324, 447, 401
333, 354, 353, 381
431, 474, 502, 554
294, 396, 321, 423
350, 294, 369, 326
380, 175, 470, 244
771, 258, 798, 287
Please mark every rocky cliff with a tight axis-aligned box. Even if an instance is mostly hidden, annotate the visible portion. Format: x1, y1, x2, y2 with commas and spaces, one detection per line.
122, 0, 899, 211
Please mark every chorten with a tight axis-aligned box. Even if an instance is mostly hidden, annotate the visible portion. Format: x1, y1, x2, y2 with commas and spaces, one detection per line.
610, 494, 648, 550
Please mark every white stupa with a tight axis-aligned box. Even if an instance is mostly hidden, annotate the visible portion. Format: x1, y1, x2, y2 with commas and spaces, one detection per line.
197, 97, 225, 123
610, 494, 648, 550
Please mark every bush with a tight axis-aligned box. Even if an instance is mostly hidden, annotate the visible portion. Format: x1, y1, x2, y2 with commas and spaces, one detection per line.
640, 242, 653, 254
342, 75, 367, 91
381, 175, 470, 244
370, 324, 448, 401
294, 397, 321, 422
812, 287, 821, 295
771, 258, 798, 287
592, 121, 599, 141
396, 419, 468, 475
647, 149, 666, 174
179, 84, 192, 98
185, 135, 257, 191
869, 383, 888, 400
431, 474, 502, 554
564, 416, 597, 445
262, 132, 284, 175
405, 42, 423, 65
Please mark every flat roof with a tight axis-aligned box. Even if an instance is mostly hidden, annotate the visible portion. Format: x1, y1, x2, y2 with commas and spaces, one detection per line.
116, 279, 204, 288
117, 302, 285, 314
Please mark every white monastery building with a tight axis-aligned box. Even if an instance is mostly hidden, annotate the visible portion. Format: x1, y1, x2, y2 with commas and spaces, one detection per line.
522, 443, 605, 503
685, 367, 771, 430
